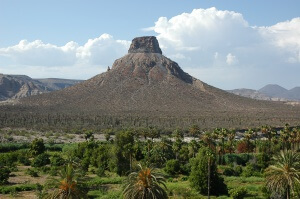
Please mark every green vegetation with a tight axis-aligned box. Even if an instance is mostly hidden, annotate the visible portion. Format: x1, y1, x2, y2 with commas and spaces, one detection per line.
0, 124, 300, 198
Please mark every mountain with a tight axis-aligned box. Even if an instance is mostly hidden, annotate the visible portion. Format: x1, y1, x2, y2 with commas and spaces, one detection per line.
228, 84, 300, 101
0, 74, 82, 101
259, 84, 289, 99
288, 87, 300, 100
1, 36, 299, 129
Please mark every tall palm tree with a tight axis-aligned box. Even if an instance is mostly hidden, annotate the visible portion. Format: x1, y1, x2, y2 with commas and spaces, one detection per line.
265, 150, 300, 199
123, 164, 168, 199
46, 161, 87, 199
189, 124, 200, 139
227, 129, 236, 154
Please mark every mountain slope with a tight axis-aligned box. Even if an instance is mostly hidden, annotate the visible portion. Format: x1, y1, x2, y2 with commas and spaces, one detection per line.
1, 36, 299, 129
259, 84, 289, 98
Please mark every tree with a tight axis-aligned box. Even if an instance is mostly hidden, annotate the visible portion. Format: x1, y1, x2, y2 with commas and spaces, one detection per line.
189, 124, 200, 139
165, 159, 180, 175
265, 150, 300, 199
30, 138, 45, 156
32, 153, 50, 167
189, 147, 227, 196
226, 129, 236, 154
84, 130, 94, 141
46, 162, 87, 199
123, 163, 167, 199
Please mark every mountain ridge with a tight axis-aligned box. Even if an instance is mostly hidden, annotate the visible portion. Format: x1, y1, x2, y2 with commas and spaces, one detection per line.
0, 74, 82, 101
228, 84, 300, 101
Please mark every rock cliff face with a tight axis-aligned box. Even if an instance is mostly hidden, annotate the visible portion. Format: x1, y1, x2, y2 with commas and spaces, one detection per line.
0, 74, 49, 101
0, 74, 82, 101
128, 36, 162, 54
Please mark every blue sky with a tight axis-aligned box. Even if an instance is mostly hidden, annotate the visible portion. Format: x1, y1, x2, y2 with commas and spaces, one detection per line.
0, 0, 300, 89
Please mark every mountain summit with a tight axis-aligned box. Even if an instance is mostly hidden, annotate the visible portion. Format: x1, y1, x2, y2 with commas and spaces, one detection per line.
128, 36, 162, 54
4, 36, 300, 128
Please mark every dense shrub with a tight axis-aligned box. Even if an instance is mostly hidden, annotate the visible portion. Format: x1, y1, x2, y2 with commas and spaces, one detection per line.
229, 187, 248, 199
223, 167, 236, 176
25, 168, 38, 177
223, 153, 252, 166
165, 159, 181, 175
234, 165, 243, 176
31, 153, 50, 167
0, 153, 18, 167
96, 167, 106, 177
242, 163, 261, 177
255, 153, 270, 170
0, 143, 29, 152
30, 138, 45, 156
50, 154, 65, 166
0, 184, 38, 194
0, 167, 11, 185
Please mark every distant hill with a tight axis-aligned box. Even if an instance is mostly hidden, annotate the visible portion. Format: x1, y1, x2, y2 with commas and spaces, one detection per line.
1, 36, 299, 129
35, 78, 83, 91
228, 84, 300, 101
0, 74, 82, 101
227, 88, 271, 101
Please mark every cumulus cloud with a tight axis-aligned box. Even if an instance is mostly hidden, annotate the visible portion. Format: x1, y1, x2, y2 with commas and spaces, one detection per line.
0, 34, 130, 79
1, 7, 300, 89
146, 7, 300, 89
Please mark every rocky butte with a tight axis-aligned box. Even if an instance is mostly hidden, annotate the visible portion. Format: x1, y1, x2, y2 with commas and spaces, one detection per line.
1, 36, 300, 129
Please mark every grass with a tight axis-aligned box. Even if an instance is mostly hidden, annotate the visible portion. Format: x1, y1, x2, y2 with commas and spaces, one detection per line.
224, 176, 265, 199
0, 184, 38, 194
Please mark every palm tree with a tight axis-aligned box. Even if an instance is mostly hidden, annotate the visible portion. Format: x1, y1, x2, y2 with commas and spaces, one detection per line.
123, 164, 168, 199
265, 150, 300, 199
189, 124, 200, 139
227, 129, 236, 154
46, 162, 87, 199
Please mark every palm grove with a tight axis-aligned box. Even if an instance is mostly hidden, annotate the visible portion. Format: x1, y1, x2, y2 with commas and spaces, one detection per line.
0, 124, 300, 198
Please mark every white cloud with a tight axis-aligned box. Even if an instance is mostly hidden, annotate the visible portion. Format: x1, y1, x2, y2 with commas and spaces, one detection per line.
226, 53, 238, 65
0, 34, 130, 79
146, 7, 300, 89
1, 8, 300, 89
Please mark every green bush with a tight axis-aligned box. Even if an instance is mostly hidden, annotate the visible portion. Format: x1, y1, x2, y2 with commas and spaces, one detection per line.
234, 165, 243, 176
0, 184, 37, 194
50, 154, 65, 166
96, 166, 106, 177
223, 167, 236, 176
229, 187, 248, 199
18, 154, 31, 166
223, 153, 252, 166
25, 168, 38, 177
165, 159, 181, 175
30, 138, 45, 156
0, 167, 11, 185
0, 143, 29, 152
31, 153, 50, 167
242, 163, 261, 177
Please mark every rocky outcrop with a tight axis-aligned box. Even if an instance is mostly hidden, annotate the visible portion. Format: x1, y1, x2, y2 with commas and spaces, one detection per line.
128, 36, 162, 54
0, 74, 82, 101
